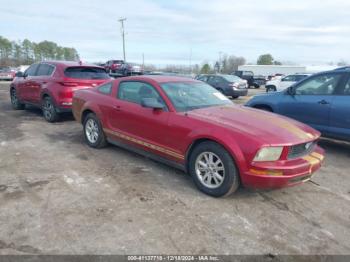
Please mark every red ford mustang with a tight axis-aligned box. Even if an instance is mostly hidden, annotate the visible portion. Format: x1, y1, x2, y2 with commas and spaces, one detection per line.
72, 76, 325, 197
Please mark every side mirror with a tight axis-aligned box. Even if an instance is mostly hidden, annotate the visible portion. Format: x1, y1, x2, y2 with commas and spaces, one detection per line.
15, 71, 24, 77
141, 98, 164, 110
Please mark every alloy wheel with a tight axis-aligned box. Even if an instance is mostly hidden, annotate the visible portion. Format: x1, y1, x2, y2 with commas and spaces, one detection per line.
85, 118, 99, 144
195, 152, 225, 189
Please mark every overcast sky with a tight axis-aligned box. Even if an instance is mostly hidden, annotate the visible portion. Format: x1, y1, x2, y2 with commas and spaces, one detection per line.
1, 0, 349, 65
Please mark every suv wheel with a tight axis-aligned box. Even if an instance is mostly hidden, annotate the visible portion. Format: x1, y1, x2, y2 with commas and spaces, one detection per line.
10, 88, 25, 110
83, 113, 107, 148
266, 86, 276, 92
189, 141, 240, 197
42, 96, 59, 122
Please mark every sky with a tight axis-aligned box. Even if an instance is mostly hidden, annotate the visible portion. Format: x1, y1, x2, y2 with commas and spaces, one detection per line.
1, 0, 350, 66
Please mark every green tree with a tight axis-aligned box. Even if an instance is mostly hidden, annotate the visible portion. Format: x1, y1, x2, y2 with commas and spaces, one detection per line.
22, 39, 34, 64
200, 63, 211, 74
257, 54, 274, 65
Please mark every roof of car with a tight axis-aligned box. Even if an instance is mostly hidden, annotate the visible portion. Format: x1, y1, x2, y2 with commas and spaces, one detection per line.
40, 61, 104, 68
122, 75, 198, 83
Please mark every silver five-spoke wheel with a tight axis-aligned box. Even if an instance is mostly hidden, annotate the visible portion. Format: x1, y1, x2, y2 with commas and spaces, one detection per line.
195, 152, 225, 189
85, 118, 99, 144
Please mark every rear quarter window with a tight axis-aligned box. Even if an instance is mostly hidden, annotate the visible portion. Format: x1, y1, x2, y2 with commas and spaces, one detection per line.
64, 67, 109, 80
98, 82, 113, 94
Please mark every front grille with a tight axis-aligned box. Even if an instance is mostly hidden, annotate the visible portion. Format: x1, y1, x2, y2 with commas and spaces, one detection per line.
288, 142, 316, 159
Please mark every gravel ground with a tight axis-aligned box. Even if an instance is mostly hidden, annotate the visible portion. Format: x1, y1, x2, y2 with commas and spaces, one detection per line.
0, 82, 349, 255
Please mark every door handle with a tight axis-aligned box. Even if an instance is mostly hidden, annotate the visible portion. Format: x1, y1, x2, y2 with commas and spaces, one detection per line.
318, 100, 329, 105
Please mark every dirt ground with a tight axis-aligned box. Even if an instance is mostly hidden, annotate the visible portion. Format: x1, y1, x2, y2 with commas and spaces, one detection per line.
0, 82, 349, 255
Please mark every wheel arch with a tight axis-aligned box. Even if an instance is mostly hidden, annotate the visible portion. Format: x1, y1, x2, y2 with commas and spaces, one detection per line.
252, 104, 274, 112
81, 108, 96, 124
185, 136, 245, 174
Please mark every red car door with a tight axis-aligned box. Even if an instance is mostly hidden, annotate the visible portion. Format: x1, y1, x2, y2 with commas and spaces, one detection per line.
107, 81, 181, 161
20, 64, 39, 102
32, 63, 55, 104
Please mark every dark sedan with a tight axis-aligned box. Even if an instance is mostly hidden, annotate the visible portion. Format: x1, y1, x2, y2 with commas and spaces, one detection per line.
196, 74, 248, 98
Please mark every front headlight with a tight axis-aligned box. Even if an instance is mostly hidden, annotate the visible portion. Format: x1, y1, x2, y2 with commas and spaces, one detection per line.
253, 147, 283, 162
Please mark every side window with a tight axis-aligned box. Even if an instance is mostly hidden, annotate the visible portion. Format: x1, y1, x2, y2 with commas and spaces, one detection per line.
25, 64, 39, 76
282, 75, 295, 82
207, 76, 215, 85
117, 81, 164, 106
295, 73, 342, 95
37, 64, 55, 76
342, 78, 350, 95
98, 82, 113, 94
294, 75, 307, 82
198, 76, 208, 82
216, 76, 224, 83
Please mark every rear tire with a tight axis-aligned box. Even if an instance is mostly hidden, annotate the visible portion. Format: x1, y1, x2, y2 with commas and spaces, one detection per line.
10, 88, 25, 110
189, 141, 240, 197
83, 113, 107, 148
42, 96, 60, 122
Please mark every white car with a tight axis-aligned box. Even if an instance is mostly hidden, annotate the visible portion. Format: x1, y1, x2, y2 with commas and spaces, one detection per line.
266, 74, 311, 92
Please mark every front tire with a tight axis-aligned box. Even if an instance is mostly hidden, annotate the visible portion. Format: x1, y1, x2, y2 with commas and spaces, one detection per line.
266, 86, 276, 92
83, 113, 107, 148
42, 96, 60, 122
189, 141, 240, 197
10, 88, 25, 110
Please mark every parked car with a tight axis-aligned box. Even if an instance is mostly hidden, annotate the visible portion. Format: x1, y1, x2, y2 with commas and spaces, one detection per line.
266, 74, 311, 92
10, 61, 111, 122
105, 60, 124, 74
196, 74, 248, 98
118, 62, 143, 76
72, 75, 324, 197
232, 70, 266, 88
0, 67, 16, 81
246, 69, 350, 141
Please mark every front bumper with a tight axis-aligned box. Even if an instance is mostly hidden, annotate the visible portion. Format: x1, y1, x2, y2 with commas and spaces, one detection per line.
241, 146, 325, 189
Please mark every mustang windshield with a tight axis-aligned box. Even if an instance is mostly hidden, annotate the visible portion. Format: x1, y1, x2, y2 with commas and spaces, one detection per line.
161, 82, 232, 112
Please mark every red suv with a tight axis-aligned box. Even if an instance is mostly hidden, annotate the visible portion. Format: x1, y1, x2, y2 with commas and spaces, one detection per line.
104, 60, 124, 74
10, 61, 111, 122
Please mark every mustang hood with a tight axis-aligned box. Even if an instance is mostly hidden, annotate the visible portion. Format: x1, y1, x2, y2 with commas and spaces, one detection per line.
187, 105, 320, 146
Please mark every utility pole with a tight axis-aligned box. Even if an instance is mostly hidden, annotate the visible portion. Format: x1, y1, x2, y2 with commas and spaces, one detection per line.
142, 53, 145, 71
118, 18, 127, 61
189, 48, 192, 75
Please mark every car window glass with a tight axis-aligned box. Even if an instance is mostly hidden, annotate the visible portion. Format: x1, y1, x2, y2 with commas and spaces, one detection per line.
64, 67, 110, 79
342, 78, 350, 95
294, 75, 306, 82
37, 64, 55, 76
282, 75, 294, 82
207, 76, 215, 84
295, 73, 341, 95
98, 82, 113, 94
118, 81, 165, 106
25, 64, 39, 76
242, 71, 253, 76
198, 76, 208, 82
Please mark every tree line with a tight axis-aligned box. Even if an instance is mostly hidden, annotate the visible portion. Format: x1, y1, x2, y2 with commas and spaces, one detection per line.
0, 36, 80, 67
